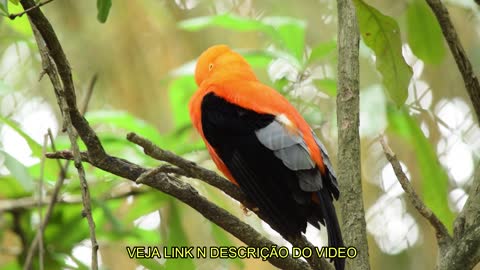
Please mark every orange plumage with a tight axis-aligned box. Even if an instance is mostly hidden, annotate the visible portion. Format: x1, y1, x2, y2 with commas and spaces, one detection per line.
189, 45, 344, 270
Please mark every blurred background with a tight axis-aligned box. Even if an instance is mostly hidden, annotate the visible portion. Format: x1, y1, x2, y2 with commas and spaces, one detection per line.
0, 0, 479, 269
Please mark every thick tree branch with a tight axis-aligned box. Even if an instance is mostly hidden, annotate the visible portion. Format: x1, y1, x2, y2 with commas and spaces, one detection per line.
19, 0, 106, 160
423, 1, 480, 268
336, 0, 370, 270
455, 165, 480, 237
22, 23, 70, 270
46, 139, 334, 270
21, 2, 99, 269
425, 0, 480, 121
380, 137, 452, 245
447, 164, 480, 270
46, 151, 317, 270
439, 224, 480, 270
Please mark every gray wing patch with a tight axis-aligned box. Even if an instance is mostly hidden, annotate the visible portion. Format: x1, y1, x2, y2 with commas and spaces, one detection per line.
313, 133, 336, 179
312, 130, 340, 197
273, 144, 315, 170
256, 120, 315, 171
255, 120, 302, 150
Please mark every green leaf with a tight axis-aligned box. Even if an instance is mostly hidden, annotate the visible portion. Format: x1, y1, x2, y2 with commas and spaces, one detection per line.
406, 0, 445, 64
164, 201, 195, 270
0, 0, 8, 15
307, 40, 337, 65
0, 150, 35, 193
178, 14, 268, 32
240, 50, 276, 68
86, 110, 163, 145
353, 0, 412, 106
387, 105, 454, 231
313, 78, 337, 97
262, 16, 306, 61
135, 258, 165, 270
96, 0, 112, 23
4, 3, 32, 35
0, 260, 21, 270
123, 191, 168, 224
44, 205, 86, 250
0, 115, 42, 156
179, 14, 306, 62
96, 199, 125, 234
0, 176, 31, 197
8, 0, 18, 5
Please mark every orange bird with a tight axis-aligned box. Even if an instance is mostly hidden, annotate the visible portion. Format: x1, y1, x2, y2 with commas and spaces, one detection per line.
189, 45, 344, 270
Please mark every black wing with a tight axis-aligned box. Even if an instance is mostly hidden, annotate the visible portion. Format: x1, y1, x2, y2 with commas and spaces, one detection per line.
201, 92, 340, 241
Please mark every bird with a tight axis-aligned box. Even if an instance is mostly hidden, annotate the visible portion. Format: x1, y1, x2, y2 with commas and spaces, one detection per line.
189, 44, 344, 270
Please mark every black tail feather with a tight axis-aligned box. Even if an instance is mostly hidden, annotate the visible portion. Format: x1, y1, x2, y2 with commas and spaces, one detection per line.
317, 189, 345, 270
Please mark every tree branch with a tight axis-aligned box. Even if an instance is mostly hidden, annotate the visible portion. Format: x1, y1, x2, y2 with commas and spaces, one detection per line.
22, 23, 70, 270
446, 164, 480, 270
380, 136, 480, 269
37, 134, 48, 270
425, 0, 480, 121
379, 137, 452, 245
20, 0, 99, 268
454, 165, 480, 237
423, 1, 480, 268
9, 0, 54, 20
336, 0, 371, 269
126, 132, 247, 204
133, 168, 313, 270
439, 224, 480, 270
0, 189, 147, 212
46, 151, 317, 270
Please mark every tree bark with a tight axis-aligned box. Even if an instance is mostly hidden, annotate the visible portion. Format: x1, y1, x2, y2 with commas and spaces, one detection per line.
336, 0, 371, 269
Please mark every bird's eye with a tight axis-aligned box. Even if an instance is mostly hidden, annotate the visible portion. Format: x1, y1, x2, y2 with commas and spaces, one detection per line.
208, 63, 214, 71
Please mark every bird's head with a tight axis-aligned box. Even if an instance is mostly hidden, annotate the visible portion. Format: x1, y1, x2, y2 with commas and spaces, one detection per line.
194, 44, 256, 86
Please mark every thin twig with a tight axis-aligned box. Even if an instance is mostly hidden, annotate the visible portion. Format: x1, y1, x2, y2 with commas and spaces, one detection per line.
23, 21, 69, 270
37, 134, 48, 270
9, 0, 54, 20
47, 128, 66, 172
126, 132, 246, 204
61, 72, 100, 270
425, 0, 480, 121
20, 1, 100, 267
81, 73, 98, 115
23, 149, 69, 269
0, 189, 146, 212
379, 136, 452, 244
